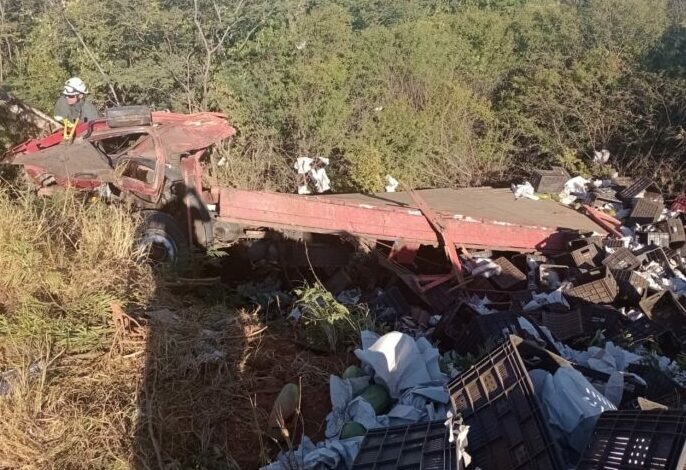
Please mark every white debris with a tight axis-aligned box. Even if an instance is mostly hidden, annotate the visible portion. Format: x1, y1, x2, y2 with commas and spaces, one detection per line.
294, 156, 314, 174
593, 149, 611, 164
311, 167, 331, 193
295, 156, 331, 194
559, 176, 590, 205
354, 331, 446, 398
469, 259, 501, 278
445, 411, 471, 469
511, 181, 539, 200
558, 341, 642, 375
385, 175, 399, 192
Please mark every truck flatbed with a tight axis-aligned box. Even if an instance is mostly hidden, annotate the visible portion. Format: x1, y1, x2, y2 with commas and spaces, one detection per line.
216, 187, 607, 253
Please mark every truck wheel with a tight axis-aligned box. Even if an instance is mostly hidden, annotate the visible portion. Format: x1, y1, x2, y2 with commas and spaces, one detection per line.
137, 210, 190, 269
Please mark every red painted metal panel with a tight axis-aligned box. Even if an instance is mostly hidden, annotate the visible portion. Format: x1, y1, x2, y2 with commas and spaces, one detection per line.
217, 189, 579, 253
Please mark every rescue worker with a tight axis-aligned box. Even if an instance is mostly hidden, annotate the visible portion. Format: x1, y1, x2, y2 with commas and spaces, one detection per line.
53, 77, 100, 123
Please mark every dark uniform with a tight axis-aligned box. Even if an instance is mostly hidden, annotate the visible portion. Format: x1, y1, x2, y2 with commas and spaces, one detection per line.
54, 95, 100, 123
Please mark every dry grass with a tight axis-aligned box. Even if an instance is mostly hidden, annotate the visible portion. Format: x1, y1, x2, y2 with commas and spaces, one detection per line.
0, 189, 153, 349
0, 187, 151, 469
0, 188, 345, 470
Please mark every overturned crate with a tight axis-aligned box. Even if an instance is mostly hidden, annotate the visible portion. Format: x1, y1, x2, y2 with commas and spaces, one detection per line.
569, 244, 603, 269
602, 247, 640, 271
565, 267, 618, 304
579, 304, 624, 338
538, 264, 569, 291
352, 420, 456, 470
617, 317, 683, 358
447, 336, 565, 470
576, 410, 686, 470
658, 217, 686, 246
590, 187, 621, 208
640, 291, 686, 342
568, 234, 604, 251
433, 306, 526, 355
617, 176, 655, 201
636, 230, 670, 248
629, 198, 664, 226
611, 269, 649, 305
530, 167, 570, 194
602, 238, 625, 249
491, 257, 527, 290
541, 309, 583, 341
627, 364, 686, 409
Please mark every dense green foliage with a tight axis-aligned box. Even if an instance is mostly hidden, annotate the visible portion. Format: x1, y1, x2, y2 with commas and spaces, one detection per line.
2, 0, 686, 192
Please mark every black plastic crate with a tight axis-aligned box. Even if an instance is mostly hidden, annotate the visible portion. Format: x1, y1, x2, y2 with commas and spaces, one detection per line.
602, 238, 625, 249
538, 264, 569, 291
542, 309, 583, 340
640, 291, 686, 337
627, 364, 686, 409
580, 304, 624, 338
635, 246, 675, 277
611, 269, 649, 304
617, 176, 655, 200
572, 364, 648, 409
616, 317, 683, 358
602, 247, 640, 270
629, 198, 664, 226
435, 307, 526, 355
448, 337, 565, 470
432, 303, 478, 351
658, 217, 686, 245
352, 420, 456, 470
568, 235, 604, 251
590, 187, 622, 208
569, 244, 603, 269
637, 231, 670, 248
491, 257, 527, 290
530, 167, 570, 194
577, 410, 686, 470
565, 267, 618, 304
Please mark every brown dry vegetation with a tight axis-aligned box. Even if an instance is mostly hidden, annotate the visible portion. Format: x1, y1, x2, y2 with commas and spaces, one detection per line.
0, 189, 346, 469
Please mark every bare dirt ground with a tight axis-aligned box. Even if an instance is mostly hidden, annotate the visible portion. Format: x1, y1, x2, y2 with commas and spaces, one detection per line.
132, 296, 350, 470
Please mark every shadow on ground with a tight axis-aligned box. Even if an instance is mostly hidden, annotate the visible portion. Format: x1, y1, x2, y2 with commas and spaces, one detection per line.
132, 282, 349, 469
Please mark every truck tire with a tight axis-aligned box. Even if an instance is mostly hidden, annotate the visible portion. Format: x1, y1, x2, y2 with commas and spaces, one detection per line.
137, 210, 191, 270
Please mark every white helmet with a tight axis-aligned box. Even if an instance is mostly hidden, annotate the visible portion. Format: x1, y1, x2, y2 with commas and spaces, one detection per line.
62, 77, 88, 96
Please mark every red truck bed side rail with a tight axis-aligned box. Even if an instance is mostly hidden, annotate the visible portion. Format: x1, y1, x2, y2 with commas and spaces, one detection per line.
216, 189, 584, 253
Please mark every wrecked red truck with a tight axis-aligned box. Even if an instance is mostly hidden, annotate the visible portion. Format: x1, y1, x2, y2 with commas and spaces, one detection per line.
2, 106, 610, 285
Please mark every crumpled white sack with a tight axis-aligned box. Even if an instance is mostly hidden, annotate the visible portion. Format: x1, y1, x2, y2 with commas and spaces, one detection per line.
559, 176, 590, 205
511, 181, 539, 200
294, 157, 314, 174
593, 149, 611, 164
354, 331, 446, 398
385, 175, 399, 192
311, 167, 330, 193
